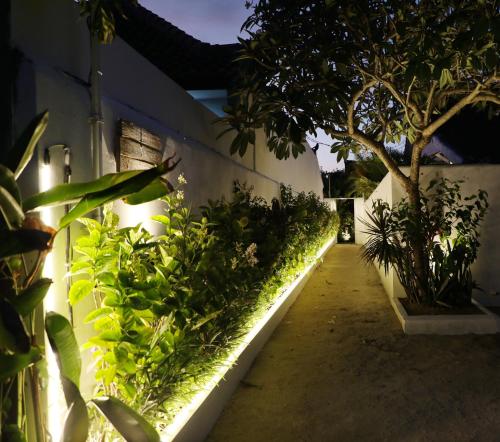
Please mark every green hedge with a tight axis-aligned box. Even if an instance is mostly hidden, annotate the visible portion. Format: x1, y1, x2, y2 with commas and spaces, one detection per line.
70, 180, 339, 430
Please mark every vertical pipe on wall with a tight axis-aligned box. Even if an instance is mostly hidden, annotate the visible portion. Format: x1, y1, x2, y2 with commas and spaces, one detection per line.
89, 30, 103, 188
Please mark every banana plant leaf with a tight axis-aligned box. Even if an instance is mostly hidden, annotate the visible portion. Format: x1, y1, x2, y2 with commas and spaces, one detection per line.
92, 397, 160, 442
60, 376, 89, 442
0, 164, 21, 203
0, 185, 24, 229
0, 347, 42, 380
3, 111, 49, 179
123, 177, 173, 205
23, 169, 142, 211
45, 312, 81, 397
0, 228, 53, 259
9, 278, 52, 317
58, 156, 179, 228
0, 298, 30, 353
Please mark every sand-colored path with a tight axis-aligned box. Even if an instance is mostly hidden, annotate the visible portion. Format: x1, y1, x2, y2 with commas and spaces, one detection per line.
207, 244, 500, 442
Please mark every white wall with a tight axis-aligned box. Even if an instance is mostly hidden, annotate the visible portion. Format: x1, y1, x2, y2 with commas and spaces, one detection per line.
359, 165, 500, 301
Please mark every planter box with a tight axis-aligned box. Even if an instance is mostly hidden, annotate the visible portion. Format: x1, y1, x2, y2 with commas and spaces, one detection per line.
390, 297, 500, 335
160, 238, 335, 442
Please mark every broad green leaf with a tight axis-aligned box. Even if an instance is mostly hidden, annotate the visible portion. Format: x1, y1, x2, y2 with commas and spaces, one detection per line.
10, 278, 52, 316
0, 229, 52, 259
61, 377, 89, 442
123, 178, 172, 205
0, 185, 24, 229
83, 307, 113, 324
69, 280, 94, 305
0, 347, 42, 380
5, 111, 49, 179
151, 215, 170, 226
91, 396, 160, 442
59, 157, 179, 228
23, 169, 142, 211
45, 312, 81, 393
0, 164, 21, 203
0, 298, 30, 353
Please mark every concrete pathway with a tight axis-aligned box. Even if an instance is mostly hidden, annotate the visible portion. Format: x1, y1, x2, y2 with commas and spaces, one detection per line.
207, 244, 500, 442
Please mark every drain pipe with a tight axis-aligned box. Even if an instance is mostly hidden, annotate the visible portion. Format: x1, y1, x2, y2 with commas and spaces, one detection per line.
89, 24, 103, 221
44, 144, 73, 325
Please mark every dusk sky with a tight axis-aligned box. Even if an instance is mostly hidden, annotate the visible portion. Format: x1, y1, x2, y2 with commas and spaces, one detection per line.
139, 0, 342, 171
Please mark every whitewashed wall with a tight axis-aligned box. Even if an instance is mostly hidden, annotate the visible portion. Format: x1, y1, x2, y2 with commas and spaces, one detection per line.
10, 0, 323, 399
358, 165, 500, 302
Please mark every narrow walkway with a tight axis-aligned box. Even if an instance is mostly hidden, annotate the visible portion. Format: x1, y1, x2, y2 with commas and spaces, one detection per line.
208, 244, 500, 442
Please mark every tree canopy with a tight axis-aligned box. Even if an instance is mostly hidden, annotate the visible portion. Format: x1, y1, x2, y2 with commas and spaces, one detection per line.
224, 0, 499, 194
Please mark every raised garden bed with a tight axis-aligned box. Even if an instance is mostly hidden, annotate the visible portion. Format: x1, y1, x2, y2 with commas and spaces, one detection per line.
161, 237, 335, 442
390, 297, 500, 335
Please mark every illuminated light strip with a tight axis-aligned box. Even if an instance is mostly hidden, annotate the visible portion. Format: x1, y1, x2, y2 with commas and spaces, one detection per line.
39, 164, 66, 442
160, 235, 335, 441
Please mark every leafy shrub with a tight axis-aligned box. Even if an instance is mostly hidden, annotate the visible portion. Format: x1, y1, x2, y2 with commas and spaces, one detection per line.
70, 180, 338, 423
362, 178, 488, 306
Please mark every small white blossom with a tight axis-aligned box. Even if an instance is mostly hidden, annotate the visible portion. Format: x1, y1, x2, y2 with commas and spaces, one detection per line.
231, 257, 238, 270
244, 242, 258, 267
177, 173, 187, 185
176, 190, 184, 200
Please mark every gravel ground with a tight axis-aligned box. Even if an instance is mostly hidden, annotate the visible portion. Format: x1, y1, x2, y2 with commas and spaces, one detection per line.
207, 244, 500, 442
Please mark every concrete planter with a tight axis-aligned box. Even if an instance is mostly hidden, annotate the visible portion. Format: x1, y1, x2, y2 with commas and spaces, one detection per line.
390, 297, 500, 335
161, 238, 335, 442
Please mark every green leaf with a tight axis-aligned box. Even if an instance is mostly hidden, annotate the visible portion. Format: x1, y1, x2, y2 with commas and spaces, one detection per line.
45, 312, 81, 394
62, 395, 89, 442
0, 229, 53, 259
151, 215, 170, 226
4, 111, 49, 179
58, 158, 180, 228
0, 164, 21, 203
69, 280, 94, 305
0, 298, 30, 353
0, 347, 42, 380
61, 377, 89, 442
0, 185, 24, 229
91, 397, 160, 442
123, 178, 173, 205
83, 307, 113, 324
23, 169, 142, 211
10, 278, 52, 316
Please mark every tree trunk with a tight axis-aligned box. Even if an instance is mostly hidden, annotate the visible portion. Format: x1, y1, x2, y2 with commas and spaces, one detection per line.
406, 137, 431, 303
406, 181, 428, 302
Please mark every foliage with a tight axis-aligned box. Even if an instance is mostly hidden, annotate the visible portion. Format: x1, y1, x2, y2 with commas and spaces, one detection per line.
70, 181, 338, 429
221, 0, 499, 299
224, 0, 499, 164
78, 0, 139, 44
361, 179, 488, 306
0, 112, 174, 440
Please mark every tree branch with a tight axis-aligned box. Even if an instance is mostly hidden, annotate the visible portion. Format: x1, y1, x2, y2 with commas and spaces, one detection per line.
422, 84, 483, 138
347, 80, 377, 134
350, 131, 410, 189
472, 94, 500, 105
424, 81, 437, 126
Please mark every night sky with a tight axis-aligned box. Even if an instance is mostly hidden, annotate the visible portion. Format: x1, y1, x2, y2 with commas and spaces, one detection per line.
139, 0, 251, 44
138, 0, 341, 171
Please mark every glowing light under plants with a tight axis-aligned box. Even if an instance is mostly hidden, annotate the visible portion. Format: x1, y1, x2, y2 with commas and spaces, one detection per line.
160, 236, 335, 441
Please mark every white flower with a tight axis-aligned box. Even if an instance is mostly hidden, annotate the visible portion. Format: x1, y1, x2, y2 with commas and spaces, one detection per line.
244, 242, 258, 267
231, 257, 238, 270
177, 173, 187, 185
176, 190, 184, 200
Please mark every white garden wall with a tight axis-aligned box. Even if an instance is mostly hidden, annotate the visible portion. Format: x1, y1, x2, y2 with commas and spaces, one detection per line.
10, 0, 323, 401
358, 165, 500, 302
